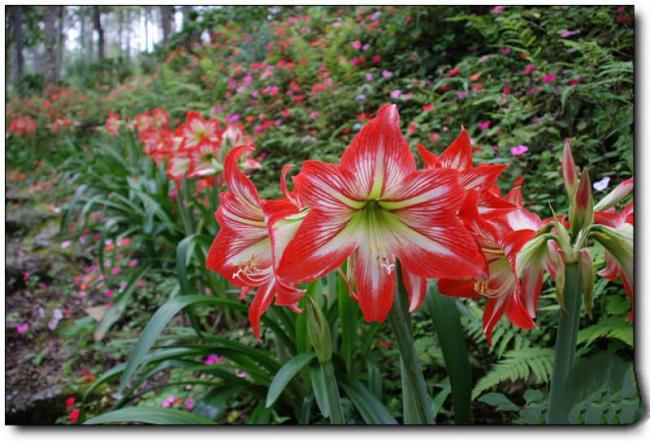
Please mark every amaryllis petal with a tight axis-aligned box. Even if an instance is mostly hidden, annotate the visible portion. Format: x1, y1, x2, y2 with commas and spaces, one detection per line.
483, 296, 508, 345
458, 164, 508, 192
351, 246, 395, 322
338, 104, 416, 200
438, 128, 473, 170
402, 268, 427, 312
293, 161, 366, 211
594, 177, 633, 211
248, 281, 276, 338
278, 209, 359, 283
438, 278, 481, 298
416, 143, 440, 169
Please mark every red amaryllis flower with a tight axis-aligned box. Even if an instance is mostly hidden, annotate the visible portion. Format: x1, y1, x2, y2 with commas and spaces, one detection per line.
439, 187, 542, 343
180, 111, 222, 150
105, 111, 120, 137
594, 202, 634, 319
416, 129, 507, 196
206, 146, 305, 337
277, 104, 487, 321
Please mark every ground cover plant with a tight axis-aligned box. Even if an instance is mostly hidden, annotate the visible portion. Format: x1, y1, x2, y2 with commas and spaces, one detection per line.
5, 5, 638, 425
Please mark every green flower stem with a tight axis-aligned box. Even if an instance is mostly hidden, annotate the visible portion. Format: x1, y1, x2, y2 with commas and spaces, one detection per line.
176, 179, 194, 236
388, 264, 435, 424
547, 261, 583, 424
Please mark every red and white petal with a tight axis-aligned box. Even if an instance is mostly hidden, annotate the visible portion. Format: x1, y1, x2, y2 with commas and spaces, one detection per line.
223, 146, 263, 217
438, 128, 473, 171
350, 247, 395, 322
248, 280, 276, 338
401, 267, 427, 312
293, 161, 365, 212
379, 168, 463, 212
505, 289, 536, 330
339, 104, 416, 200
483, 296, 508, 345
277, 209, 359, 284
458, 164, 507, 192
416, 143, 440, 169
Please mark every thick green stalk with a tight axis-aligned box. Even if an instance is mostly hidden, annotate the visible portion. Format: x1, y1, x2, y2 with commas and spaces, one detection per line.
547, 261, 583, 424
426, 285, 471, 424
388, 264, 435, 424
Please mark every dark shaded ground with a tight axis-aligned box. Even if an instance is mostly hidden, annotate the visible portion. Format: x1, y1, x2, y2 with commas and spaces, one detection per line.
5, 179, 90, 424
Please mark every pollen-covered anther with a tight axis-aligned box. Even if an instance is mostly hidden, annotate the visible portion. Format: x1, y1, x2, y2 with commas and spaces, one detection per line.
232, 255, 272, 284
379, 255, 396, 275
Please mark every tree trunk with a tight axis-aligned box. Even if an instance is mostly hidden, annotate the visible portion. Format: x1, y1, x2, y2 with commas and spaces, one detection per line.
93, 6, 104, 60
144, 7, 149, 52
57, 6, 65, 78
11, 6, 25, 87
43, 6, 58, 86
117, 8, 124, 57
125, 8, 131, 60
182, 6, 192, 27
160, 6, 174, 43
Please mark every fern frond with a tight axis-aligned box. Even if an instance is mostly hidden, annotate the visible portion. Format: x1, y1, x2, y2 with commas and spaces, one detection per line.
577, 317, 633, 347
472, 348, 554, 399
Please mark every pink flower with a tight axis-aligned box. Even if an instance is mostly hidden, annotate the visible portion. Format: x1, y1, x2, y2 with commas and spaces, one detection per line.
559, 29, 579, 38
61, 240, 71, 249
527, 86, 542, 95
569, 78, 581, 86
382, 70, 393, 79
456, 91, 468, 100
65, 396, 76, 411
502, 86, 511, 95
128, 259, 138, 268
372, 55, 381, 64
430, 132, 440, 142
362, 43, 370, 51
522, 64, 536, 75
204, 354, 225, 365
502, 47, 512, 56
69, 408, 80, 424
103, 289, 114, 298
235, 369, 247, 378
23, 272, 30, 282
491, 6, 506, 13
390, 89, 401, 99
17, 323, 29, 334
510, 145, 529, 156
309, 112, 321, 119
471, 83, 484, 92
542, 73, 556, 84
478, 120, 491, 130
184, 397, 195, 410
111, 267, 122, 276
366, 73, 374, 81
351, 40, 362, 50
160, 395, 176, 408
422, 103, 434, 112
227, 114, 240, 124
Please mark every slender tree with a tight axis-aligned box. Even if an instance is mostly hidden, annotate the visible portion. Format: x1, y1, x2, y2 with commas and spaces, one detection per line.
43, 6, 58, 85
10, 6, 25, 87
93, 6, 104, 60
125, 7, 131, 60
118, 7, 124, 57
160, 6, 174, 43
57, 6, 65, 78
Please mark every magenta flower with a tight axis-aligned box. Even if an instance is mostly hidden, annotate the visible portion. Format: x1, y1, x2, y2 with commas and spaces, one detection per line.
390, 89, 401, 99
382, 70, 393, 79
128, 259, 138, 268
372, 55, 381, 64
478, 120, 491, 130
17, 323, 29, 334
204, 354, 225, 365
527, 86, 542, 95
456, 91, 468, 100
227, 114, 240, 124
542, 73, 557, 84
160, 395, 176, 408
184, 397, 195, 410
502, 47, 512, 56
61, 240, 71, 249
523, 64, 536, 75
491, 6, 506, 13
103, 289, 114, 298
510, 145, 529, 156
351, 40, 362, 50
559, 29, 579, 38
111, 267, 122, 276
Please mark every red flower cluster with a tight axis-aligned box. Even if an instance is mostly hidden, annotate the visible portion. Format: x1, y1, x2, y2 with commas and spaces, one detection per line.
8, 117, 37, 137
104, 109, 260, 183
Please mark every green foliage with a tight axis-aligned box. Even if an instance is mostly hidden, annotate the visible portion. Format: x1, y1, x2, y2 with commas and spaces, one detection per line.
472, 348, 554, 399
